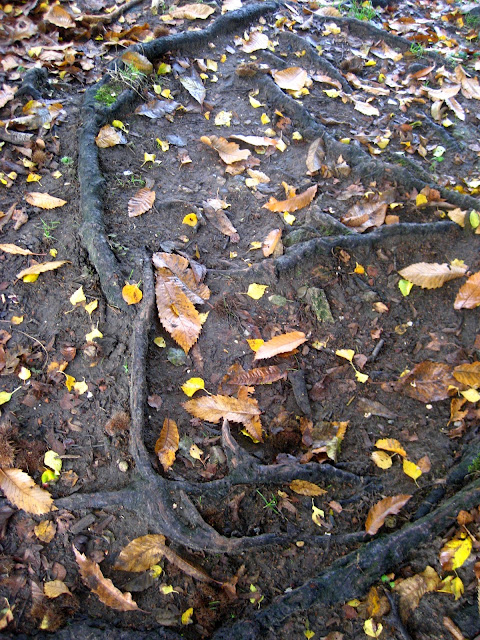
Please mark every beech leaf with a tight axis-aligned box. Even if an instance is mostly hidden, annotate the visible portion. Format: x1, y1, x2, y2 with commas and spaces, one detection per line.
228, 365, 287, 386
365, 494, 412, 535
454, 271, 480, 309
170, 3, 215, 19
0, 243, 35, 256
25, 192, 67, 209
393, 360, 457, 402
254, 331, 306, 360
128, 188, 156, 217
375, 438, 406, 457
398, 262, 468, 289
273, 67, 308, 91
201, 136, 250, 164
263, 185, 317, 213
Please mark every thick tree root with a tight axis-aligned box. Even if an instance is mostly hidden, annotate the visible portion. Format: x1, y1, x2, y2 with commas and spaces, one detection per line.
78, 2, 279, 308
211, 476, 480, 639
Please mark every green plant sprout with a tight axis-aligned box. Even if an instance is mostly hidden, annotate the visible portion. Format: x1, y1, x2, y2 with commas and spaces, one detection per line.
410, 42, 425, 57
39, 219, 60, 240
256, 489, 281, 516
347, 0, 377, 21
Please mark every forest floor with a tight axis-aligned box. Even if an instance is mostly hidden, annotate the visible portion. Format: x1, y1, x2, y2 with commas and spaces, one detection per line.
1, 0, 480, 638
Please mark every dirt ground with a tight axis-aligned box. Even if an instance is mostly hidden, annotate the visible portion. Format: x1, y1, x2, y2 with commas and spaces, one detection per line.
1, 0, 480, 638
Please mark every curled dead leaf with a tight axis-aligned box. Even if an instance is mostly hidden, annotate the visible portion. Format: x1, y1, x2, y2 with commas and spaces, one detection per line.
155, 418, 179, 472
128, 188, 155, 217
263, 185, 317, 213
365, 494, 412, 535
201, 136, 250, 164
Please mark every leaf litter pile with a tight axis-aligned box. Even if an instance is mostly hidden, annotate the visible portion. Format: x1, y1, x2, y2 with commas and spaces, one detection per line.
1, 0, 480, 637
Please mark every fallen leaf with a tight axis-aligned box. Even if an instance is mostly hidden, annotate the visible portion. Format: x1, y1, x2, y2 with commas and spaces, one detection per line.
201, 135, 250, 164
365, 494, 412, 535
263, 185, 317, 213
95, 125, 127, 148
114, 534, 166, 572
203, 204, 239, 241
290, 479, 327, 496
170, 3, 215, 19
247, 283, 267, 299
398, 262, 468, 289
229, 134, 278, 147
0, 468, 54, 515
228, 365, 287, 386
44, 580, 72, 599
122, 283, 143, 305
128, 188, 155, 217
453, 361, 480, 388
393, 361, 457, 402
179, 68, 206, 104
181, 607, 194, 625
375, 438, 407, 457
262, 229, 282, 257
254, 331, 306, 360
45, 4, 75, 28
181, 377, 205, 397
273, 67, 308, 91
121, 51, 153, 74
439, 535, 472, 571
353, 100, 379, 116
241, 30, 269, 53
306, 138, 325, 174
25, 192, 67, 209
403, 459, 422, 481
0, 243, 34, 256
70, 286, 86, 306
155, 418, 179, 472
16, 260, 68, 280
454, 271, 480, 309
371, 450, 392, 469
73, 547, 139, 611
34, 520, 56, 543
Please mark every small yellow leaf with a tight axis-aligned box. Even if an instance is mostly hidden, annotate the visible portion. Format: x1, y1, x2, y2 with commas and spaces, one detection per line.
73, 379, 88, 395
34, 520, 56, 543
44, 580, 71, 598
261, 113, 270, 124
283, 212, 296, 225
142, 152, 156, 165
438, 575, 464, 600
0, 391, 13, 405
11, 315, 24, 325
247, 339, 264, 352
292, 131, 303, 140
249, 95, 264, 108
355, 370, 369, 383
311, 501, 325, 527
70, 286, 86, 306
189, 444, 204, 461
45, 450, 62, 474
156, 138, 169, 152
461, 388, 480, 403
23, 273, 39, 283
371, 450, 392, 469
399, 278, 413, 296
154, 337, 166, 348
324, 89, 340, 98
249, 241, 262, 250
354, 262, 365, 274
160, 584, 178, 594
27, 173, 42, 182
149, 565, 163, 578
18, 367, 31, 381
214, 110, 232, 126
403, 459, 422, 481
64, 374, 75, 392
364, 619, 383, 637
181, 608, 194, 625
85, 300, 98, 315
336, 349, 354, 362
181, 377, 205, 397
304, 630, 315, 640
112, 120, 128, 131
182, 213, 198, 226
247, 283, 268, 300
416, 193, 428, 206
122, 283, 143, 305
375, 438, 407, 457
85, 326, 103, 342
440, 535, 472, 571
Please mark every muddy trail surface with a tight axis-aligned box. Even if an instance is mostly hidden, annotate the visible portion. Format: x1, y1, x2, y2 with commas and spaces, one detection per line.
1, 0, 480, 638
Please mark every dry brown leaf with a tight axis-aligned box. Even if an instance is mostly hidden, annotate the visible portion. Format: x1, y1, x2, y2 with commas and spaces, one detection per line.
45, 4, 75, 28
121, 51, 153, 74
263, 185, 317, 213
184, 394, 261, 426
153, 252, 210, 301
0, 243, 34, 256
315, 6, 341, 16
201, 136, 250, 164
393, 361, 457, 402
455, 65, 480, 100
453, 361, 480, 388
34, 520, 56, 542
228, 365, 287, 386
114, 534, 167, 572
0, 468, 54, 515
25, 192, 67, 210
203, 205, 239, 242
306, 138, 325, 174
254, 331, 307, 360
95, 125, 126, 148
262, 229, 282, 257
73, 547, 139, 611
16, 260, 68, 280
289, 479, 327, 496
44, 580, 72, 599
341, 201, 387, 232
365, 494, 412, 535
161, 545, 214, 583
241, 30, 269, 53
128, 188, 155, 217
273, 67, 308, 91
170, 3, 215, 19
454, 271, 480, 309
399, 262, 468, 289
229, 135, 278, 147
155, 418, 179, 472
394, 567, 440, 621
375, 438, 407, 457
0, 84, 15, 109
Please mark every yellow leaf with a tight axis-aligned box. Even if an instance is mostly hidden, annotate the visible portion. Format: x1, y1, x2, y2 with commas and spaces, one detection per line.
112, 120, 127, 131
403, 459, 422, 481
440, 535, 472, 571
324, 89, 340, 98
247, 283, 268, 300
249, 241, 262, 250
438, 576, 464, 600
371, 450, 392, 469
181, 608, 194, 625
247, 339, 264, 352
142, 152, 156, 165
70, 286, 86, 306
214, 110, 232, 126
18, 367, 31, 381
336, 348, 354, 362
73, 379, 88, 395
364, 619, 383, 637
44, 450, 62, 475
85, 326, 103, 342
122, 283, 143, 305
34, 520, 56, 543
461, 388, 480, 403
44, 580, 72, 598
311, 502, 325, 527
23, 274, 39, 283
182, 213, 198, 226
263, 185, 317, 213
181, 377, 205, 397
27, 173, 42, 182
354, 262, 365, 274
155, 418, 179, 472
284, 212, 296, 225
160, 585, 178, 594
290, 479, 327, 496
154, 337, 166, 348
416, 193, 428, 206
399, 278, 413, 296
149, 565, 163, 578
261, 113, 270, 125
375, 438, 407, 457
249, 95, 264, 108
11, 315, 24, 325
355, 370, 369, 383
64, 374, 76, 392
304, 630, 315, 639
85, 300, 98, 315
0, 390, 14, 405
156, 138, 169, 151
189, 444, 204, 460
114, 534, 166, 572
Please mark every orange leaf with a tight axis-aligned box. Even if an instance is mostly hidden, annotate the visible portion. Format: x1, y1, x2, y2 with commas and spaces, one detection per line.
155, 418, 179, 472
114, 534, 166, 572
25, 192, 67, 209
121, 51, 153, 74
184, 394, 262, 440
273, 67, 308, 91
201, 135, 250, 164
393, 361, 457, 402
73, 547, 139, 611
228, 365, 287, 386
254, 331, 306, 360
398, 262, 468, 289
365, 494, 412, 535
454, 271, 480, 309
263, 185, 317, 213
122, 283, 143, 305
45, 4, 75, 28
289, 479, 327, 496
262, 229, 282, 257
375, 438, 407, 457
0, 468, 54, 515
128, 188, 155, 217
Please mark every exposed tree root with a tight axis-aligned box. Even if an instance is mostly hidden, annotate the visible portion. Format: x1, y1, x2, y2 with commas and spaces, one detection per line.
78, 2, 279, 308
211, 475, 480, 639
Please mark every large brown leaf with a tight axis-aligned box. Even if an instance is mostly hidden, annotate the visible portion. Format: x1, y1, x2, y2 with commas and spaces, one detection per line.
170, 3, 215, 19
203, 205, 239, 242
114, 534, 166, 572
228, 365, 287, 386
25, 192, 67, 210
273, 67, 308, 91
201, 136, 250, 164
0, 468, 54, 515
155, 418, 179, 472
153, 252, 210, 302
398, 262, 468, 289
341, 201, 387, 233
128, 188, 155, 217
263, 185, 317, 213
454, 271, 480, 309
365, 494, 412, 535
184, 394, 262, 441
73, 547, 139, 611
254, 331, 307, 360
393, 361, 457, 402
